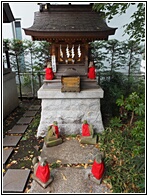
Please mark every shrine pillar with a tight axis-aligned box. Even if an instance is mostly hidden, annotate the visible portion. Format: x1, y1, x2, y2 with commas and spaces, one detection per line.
85, 43, 89, 74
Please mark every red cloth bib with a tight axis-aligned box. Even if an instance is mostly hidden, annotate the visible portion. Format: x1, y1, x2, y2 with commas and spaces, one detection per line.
88, 67, 96, 79
36, 163, 50, 183
45, 68, 54, 80
82, 124, 91, 136
53, 125, 59, 138
91, 160, 105, 180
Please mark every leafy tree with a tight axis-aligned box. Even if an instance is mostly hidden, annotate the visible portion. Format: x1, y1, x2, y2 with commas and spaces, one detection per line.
91, 39, 144, 79
34, 41, 51, 71
93, 3, 145, 43
3, 39, 51, 98
91, 41, 107, 71
103, 39, 126, 77
123, 40, 144, 77
4, 39, 25, 100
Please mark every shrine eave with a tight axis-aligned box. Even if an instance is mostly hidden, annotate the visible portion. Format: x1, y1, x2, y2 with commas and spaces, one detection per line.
23, 4, 117, 42
24, 29, 117, 42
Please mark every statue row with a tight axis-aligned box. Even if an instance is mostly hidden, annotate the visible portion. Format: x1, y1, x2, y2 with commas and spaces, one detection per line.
32, 120, 105, 188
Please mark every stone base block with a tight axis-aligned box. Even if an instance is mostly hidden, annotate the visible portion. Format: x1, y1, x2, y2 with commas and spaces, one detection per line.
80, 135, 98, 145
89, 173, 103, 185
37, 87, 104, 137
44, 138, 62, 147
32, 174, 54, 188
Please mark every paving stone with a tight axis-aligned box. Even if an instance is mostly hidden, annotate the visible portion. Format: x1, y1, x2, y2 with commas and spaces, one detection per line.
3, 148, 13, 164
3, 169, 30, 193
30, 167, 110, 193
23, 111, 38, 117
28, 105, 41, 111
41, 139, 100, 164
8, 125, 28, 134
3, 136, 22, 147
16, 117, 33, 125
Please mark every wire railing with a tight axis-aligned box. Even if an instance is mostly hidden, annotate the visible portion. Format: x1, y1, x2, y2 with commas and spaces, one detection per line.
15, 71, 145, 98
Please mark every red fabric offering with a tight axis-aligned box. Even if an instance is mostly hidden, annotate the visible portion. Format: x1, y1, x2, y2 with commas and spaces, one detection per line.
45, 68, 54, 80
82, 124, 91, 136
53, 125, 59, 138
36, 163, 50, 183
88, 66, 96, 79
91, 160, 105, 180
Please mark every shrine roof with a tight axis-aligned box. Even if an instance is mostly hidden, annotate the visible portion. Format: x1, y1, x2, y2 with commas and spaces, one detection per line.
24, 4, 117, 41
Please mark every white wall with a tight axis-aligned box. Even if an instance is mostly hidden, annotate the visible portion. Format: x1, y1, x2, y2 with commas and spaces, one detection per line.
3, 72, 19, 119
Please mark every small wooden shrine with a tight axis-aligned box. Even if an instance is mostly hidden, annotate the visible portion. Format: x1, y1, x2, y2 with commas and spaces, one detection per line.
24, 3, 117, 137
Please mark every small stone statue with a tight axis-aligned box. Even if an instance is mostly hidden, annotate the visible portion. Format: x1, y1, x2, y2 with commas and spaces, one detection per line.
32, 156, 54, 188
45, 59, 54, 80
88, 61, 96, 79
89, 154, 105, 184
44, 121, 62, 147
80, 120, 97, 145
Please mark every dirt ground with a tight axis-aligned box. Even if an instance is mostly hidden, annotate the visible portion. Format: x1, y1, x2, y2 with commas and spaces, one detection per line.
3, 98, 44, 192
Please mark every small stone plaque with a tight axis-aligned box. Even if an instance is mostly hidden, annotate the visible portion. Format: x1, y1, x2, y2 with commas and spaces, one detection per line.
23, 111, 37, 117
29, 105, 41, 111
3, 148, 13, 164
8, 125, 28, 134
3, 169, 30, 193
3, 136, 22, 147
16, 117, 33, 125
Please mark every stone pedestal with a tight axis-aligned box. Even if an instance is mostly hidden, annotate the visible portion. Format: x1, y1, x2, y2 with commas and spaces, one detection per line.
37, 83, 104, 137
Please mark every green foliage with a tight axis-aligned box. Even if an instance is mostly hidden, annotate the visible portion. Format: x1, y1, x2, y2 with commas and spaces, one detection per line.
29, 115, 41, 129
91, 39, 144, 77
93, 3, 145, 43
100, 72, 145, 120
123, 40, 144, 76
116, 92, 145, 125
99, 89, 145, 193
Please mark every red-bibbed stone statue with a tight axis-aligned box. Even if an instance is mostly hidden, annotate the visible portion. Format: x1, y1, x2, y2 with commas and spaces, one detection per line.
88, 61, 96, 79
90, 154, 105, 184
45, 60, 54, 80
82, 120, 91, 136
80, 120, 97, 145
44, 121, 62, 147
52, 121, 59, 138
32, 156, 54, 188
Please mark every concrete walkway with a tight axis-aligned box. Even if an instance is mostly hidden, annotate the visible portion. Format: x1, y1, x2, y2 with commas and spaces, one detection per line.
30, 138, 110, 193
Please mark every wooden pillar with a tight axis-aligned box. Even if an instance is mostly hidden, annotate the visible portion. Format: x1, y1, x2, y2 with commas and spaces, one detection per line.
85, 43, 89, 75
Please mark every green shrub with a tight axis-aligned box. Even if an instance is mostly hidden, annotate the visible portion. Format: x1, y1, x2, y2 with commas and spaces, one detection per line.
99, 91, 145, 193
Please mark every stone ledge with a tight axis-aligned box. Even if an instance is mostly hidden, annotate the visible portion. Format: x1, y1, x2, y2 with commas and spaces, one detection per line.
38, 84, 103, 99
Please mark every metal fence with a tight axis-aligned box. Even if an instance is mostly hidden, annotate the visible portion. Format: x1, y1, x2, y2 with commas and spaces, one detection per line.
15, 71, 145, 98
15, 71, 45, 98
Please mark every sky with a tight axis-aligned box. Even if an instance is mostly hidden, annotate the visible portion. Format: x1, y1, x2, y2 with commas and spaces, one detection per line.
2, 2, 139, 41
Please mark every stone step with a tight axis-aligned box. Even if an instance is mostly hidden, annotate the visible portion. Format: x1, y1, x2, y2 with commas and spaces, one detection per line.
43, 78, 97, 84
41, 139, 99, 164
3, 135, 22, 147
3, 169, 30, 193
28, 105, 41, 111
23, 111, 38, 117
3, 148, 13, 164
16, 117, 34, 125
30, 167, 110, 193
8, 125, 28, 134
